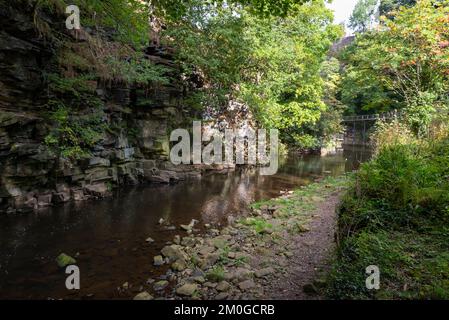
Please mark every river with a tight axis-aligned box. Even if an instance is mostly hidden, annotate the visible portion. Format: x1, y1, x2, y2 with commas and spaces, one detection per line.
0, 149, 370, 299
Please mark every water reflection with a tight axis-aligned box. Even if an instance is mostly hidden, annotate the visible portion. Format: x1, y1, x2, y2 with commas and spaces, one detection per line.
0, 150, 369, 299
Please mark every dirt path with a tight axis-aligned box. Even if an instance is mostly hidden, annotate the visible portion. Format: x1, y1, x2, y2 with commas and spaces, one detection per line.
264, 193, 341, 300
141, 178, 346, 301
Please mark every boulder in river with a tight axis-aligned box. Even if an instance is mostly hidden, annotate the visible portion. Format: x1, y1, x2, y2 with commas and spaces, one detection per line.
55, 253, 76, 268
161, 245, 188, 262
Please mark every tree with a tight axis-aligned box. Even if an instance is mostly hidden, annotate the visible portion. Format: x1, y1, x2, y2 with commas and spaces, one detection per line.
340, 0, 449, 134
163, 0, 343, 149
379, 0, 416, 17
349, 0, 380, 33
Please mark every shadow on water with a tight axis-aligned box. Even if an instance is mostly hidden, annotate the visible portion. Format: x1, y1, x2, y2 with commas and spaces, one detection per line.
0, 149, 370, 299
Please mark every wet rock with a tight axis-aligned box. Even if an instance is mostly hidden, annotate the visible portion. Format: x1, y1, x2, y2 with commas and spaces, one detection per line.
146, 237, 155, 243
153, 255, 164, 266
176, 283, 198, 296
153, 280, 169, 291
216, 281, 230, 292
55, 253, 76, 268
238, 280, 255, 291
181, 237, 196, 247
173, 235, 181, 245
255, 267, 274, 278
37, 194, 52, 207
84, 183, 111, 198
122, 282, 130, 290
180, 219, 198, 232
133, 291, 154, 300
72, 189, 86, 201
53, 191, 71, 204
161, 245, 188, 263
180, 224, 191, 231
171, 259, 187, 271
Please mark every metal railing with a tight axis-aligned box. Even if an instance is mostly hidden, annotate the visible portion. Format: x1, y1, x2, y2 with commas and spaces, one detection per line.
342, 110, 402, 123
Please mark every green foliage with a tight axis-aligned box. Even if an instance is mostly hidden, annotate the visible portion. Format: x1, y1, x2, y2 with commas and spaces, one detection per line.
349, 0, 380, 33
154, 0, 309, 20
379, 0, 416, 17
328, 125, 449, 299
44, 74, 106, 160
206, 265, 226, 282
162, 0, 343, 149
45, 105, 105, 160
370, 119, 416, 155
339, 0, 449, 133
240, 217, 273, 234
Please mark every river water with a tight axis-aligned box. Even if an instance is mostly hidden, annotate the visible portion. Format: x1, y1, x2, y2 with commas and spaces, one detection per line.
0, 149, 370, 299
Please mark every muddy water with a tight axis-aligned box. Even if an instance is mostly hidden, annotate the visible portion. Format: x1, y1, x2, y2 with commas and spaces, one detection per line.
0, 150, 369, 299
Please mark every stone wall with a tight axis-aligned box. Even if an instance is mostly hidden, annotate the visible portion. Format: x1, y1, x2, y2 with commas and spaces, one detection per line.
0, 3, 216, 214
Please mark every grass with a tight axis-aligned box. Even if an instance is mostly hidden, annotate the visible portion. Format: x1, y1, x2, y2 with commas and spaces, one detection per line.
206, 265, 226, 282
327, 134, 449, 300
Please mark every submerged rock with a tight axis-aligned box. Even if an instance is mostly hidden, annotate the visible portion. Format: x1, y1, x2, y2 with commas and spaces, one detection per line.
55, 253, 76, 268
146, 237, 155, 243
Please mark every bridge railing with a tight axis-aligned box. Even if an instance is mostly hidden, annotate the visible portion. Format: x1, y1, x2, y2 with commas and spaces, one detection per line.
341, 110, 403, 147
342, 110, 402, 123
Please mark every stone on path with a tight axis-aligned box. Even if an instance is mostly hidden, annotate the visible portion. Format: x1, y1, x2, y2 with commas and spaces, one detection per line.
176, 283, 198, 296
255, 267, 274, 278
154, 280, 168, 291
215, 292, 229, 300
216, 281, 230, 292
238, 280, 255, 291
133, 291, 154, 300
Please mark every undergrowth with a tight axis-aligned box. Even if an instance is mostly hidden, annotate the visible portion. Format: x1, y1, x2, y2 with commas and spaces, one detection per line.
327, 121, 449, 299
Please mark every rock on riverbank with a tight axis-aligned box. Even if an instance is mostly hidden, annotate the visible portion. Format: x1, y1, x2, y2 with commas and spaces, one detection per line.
143, 176, 348, 300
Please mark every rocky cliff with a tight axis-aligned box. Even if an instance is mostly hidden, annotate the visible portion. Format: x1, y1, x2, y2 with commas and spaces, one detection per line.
0, 3, 221, 214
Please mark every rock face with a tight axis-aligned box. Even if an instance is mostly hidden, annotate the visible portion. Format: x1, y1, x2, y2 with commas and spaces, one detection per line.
0, 3, 205, 214
0, 3, 246, 214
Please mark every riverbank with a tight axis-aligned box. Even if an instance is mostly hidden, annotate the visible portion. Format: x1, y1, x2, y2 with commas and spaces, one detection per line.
327, 133, 449, 299
138, 175, 349, 300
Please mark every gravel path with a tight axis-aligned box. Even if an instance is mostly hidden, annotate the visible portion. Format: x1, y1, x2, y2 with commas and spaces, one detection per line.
265, 193, 341, 300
